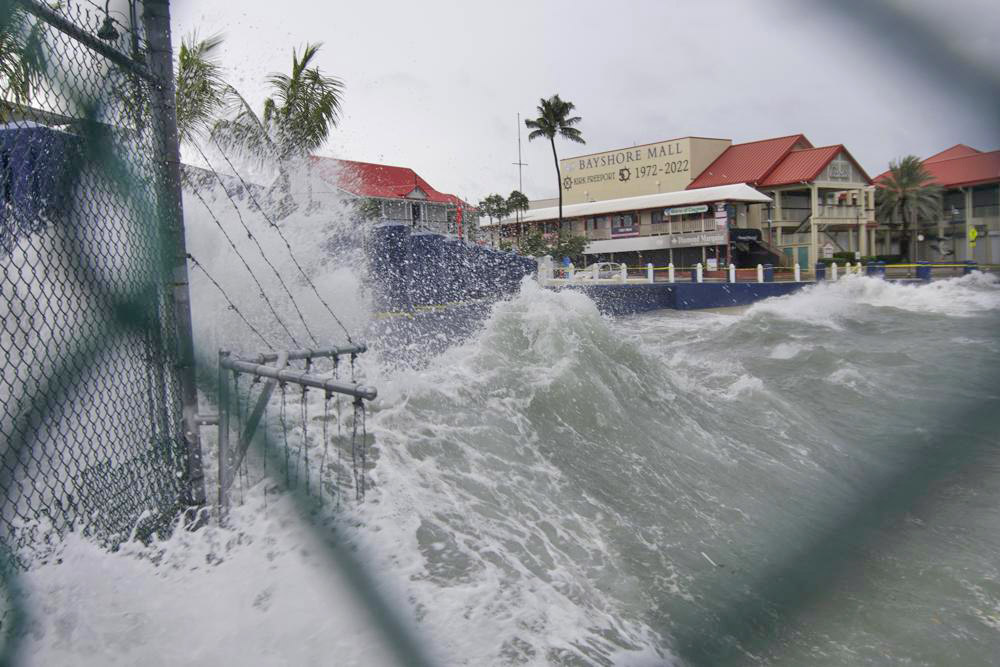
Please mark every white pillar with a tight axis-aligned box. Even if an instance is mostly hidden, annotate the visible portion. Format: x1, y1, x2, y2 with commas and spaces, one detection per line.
757, 264, 764, 283
567, 263, 575, 281
538, 255, 554, 283
620, 264, 628, 282
696, 262, 703, 283
668, 263, 675, 283
794, 263, 801, 282
647, 263, 654, 283
810, 184, 819, 269
728, 263, 736, 283
845, 261, 851, 276
591, 263, 599, 280
831, 262, 838, 280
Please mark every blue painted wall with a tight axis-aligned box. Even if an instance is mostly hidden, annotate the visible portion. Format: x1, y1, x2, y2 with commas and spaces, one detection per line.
0, 125, 80, 253
563, 281, 806, 315
366, 223, 535, 313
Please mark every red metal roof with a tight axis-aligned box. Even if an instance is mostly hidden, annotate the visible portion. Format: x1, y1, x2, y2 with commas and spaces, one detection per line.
873, 148, 1000, 188
687, 134, 812, 189
759, 145, 872, 187
309, 156, 464, 205
920, 150, 1000, 188
924, 144, 981, 163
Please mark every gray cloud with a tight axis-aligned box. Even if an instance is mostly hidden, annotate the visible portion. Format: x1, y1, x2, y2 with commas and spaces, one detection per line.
172, 0, 999, 202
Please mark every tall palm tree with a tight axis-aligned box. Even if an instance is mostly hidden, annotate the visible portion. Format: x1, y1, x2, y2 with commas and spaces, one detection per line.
174, 32, 229, 144
876, 155, 941, 261
524, 94, 584, 228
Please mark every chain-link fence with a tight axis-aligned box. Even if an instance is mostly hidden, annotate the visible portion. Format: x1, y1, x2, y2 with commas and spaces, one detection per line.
0, 0, 201, 555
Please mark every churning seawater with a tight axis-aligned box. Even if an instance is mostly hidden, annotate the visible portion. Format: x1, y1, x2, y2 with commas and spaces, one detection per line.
15, 273, 1000, 666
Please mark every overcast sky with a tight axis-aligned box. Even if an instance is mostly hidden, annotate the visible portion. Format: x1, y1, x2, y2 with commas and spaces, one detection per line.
170, 0, 999, 203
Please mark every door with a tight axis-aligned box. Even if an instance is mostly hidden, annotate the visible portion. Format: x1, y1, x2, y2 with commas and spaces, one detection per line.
797, 246, 809, 269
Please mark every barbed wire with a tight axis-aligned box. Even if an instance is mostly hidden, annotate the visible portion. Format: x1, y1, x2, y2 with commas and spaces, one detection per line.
190, 141, 321, 346
187, 186, 301, 347
185, 253, 274, 349
210, 142, 357, 344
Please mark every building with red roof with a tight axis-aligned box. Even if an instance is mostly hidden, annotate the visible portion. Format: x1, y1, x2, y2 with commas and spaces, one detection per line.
874, 145, 1000, 263
304, 156, 474, 237
488, 132, 877, 268
688, 134, 876, 269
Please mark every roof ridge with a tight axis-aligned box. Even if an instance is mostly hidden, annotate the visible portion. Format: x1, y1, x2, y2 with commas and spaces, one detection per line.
753, 136, 812, 185
732, 133, 806, 147
924, 148, 1000, 164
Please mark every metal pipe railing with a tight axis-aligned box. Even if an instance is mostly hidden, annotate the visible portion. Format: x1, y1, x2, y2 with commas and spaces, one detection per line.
241, 344, 367, 365
220, 355, 377, 401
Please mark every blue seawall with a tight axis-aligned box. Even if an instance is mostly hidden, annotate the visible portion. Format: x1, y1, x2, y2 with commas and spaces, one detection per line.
365, 223, 535, 357
565, 281, 808, 315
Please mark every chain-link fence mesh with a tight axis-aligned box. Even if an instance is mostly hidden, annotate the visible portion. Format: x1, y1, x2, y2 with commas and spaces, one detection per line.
0, 0, 195, 554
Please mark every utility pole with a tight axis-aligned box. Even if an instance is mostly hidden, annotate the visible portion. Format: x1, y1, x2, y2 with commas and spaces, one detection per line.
513, 112, 527, 193
512, 112, 528, 231
144, 0, 206, 508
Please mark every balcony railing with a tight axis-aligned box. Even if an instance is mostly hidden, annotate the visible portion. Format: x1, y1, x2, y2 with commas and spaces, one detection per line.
972, 205, 999, 219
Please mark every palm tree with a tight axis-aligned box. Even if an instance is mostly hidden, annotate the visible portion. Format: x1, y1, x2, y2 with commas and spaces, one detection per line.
478, 193, 508, 246
214, 43, 344, 166
0, 3, 48, 120
876, 155, 941, 261
263, 43, 344, 161
524, 94, 584, 228
174, 33, 229, 144
507, 189, 529, 238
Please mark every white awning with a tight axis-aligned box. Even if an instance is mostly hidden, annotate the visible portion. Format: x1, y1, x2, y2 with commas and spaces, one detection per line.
484, 183, 771, 227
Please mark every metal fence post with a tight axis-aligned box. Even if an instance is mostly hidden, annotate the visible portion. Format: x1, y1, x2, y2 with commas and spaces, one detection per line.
143, 0, 206, 507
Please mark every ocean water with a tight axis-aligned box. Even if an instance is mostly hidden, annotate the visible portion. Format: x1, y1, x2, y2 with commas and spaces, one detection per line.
11, 268, 1000, 666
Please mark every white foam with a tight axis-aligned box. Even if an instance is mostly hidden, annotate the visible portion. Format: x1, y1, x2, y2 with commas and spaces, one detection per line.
750, 273, 1000, 327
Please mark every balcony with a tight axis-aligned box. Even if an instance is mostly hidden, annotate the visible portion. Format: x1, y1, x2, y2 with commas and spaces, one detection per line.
972, 205, 999, 220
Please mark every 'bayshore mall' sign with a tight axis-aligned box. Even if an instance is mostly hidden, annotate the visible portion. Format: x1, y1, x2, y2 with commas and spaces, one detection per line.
558, 136, 732, 205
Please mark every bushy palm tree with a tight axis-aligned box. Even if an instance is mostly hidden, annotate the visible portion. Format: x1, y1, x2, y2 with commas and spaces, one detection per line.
524, 94, 584, 227
478, 193, 508, 246
175, 33, 229, 144
876, 155, 941, 260
214, 42, 343, 165
507, 189, 529, 238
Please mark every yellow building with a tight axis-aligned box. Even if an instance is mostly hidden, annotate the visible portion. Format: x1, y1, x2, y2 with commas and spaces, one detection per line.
560, 137, 730, 204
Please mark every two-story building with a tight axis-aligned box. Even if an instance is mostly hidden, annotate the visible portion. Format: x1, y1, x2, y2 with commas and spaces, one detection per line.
874, 145, 1000, 264
687, 134, 876, 269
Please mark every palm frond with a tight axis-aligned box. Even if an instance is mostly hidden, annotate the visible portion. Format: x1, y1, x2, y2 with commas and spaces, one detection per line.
175, 32, 229, 143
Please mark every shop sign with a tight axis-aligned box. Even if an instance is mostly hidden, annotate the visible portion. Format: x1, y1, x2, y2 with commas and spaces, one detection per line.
731, 228, 761, 242
611, 221, 640, 237
666, 204, 709, 216
822, 242, 834, 258
668, 231, 728, 248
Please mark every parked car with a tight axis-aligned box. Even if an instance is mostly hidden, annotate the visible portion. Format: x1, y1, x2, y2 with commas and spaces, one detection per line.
580, 262, 624, 279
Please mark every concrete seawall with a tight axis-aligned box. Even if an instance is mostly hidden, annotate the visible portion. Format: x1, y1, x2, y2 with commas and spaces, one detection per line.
564, 282, 808, 315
